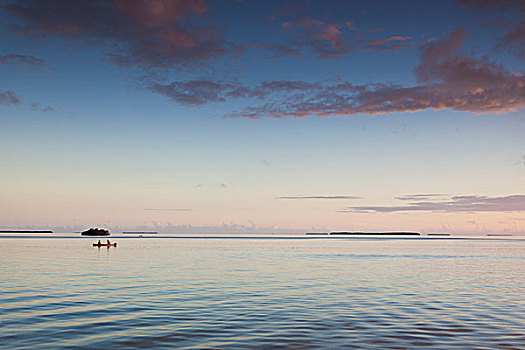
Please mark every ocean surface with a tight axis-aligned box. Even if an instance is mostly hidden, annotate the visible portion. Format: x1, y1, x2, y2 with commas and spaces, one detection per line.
1, 234, 524, 349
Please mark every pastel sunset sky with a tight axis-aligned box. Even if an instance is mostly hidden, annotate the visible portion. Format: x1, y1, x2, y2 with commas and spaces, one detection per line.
1, 0, 524, 234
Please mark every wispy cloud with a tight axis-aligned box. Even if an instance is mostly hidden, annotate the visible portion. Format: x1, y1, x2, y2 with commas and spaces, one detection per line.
144, 208, 193, 212
0, 54, 44, 67
278, 195, 360, 200
150, 79, 323, 106
0, 89, 21, 105
394, 194, 448, 201
281, 17, 351, 58
459, 0, 525, 57
343, 195, 525, 213
501, 19, 525, 57
150, 80, 235, 105
275, 16, 413, 59
362, 36, 413, 50
30, 102, 54, 112
458, 0, 525, 11
1, 90, 54, 111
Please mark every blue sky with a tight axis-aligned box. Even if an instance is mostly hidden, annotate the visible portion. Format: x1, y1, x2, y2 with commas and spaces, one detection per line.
1, 0, 524, 233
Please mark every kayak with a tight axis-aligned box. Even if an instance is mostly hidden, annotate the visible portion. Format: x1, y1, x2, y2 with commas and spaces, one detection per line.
93, 243, 117, 247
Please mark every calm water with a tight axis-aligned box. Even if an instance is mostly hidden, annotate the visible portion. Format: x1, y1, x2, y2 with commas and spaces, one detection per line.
1, 235, 524, 349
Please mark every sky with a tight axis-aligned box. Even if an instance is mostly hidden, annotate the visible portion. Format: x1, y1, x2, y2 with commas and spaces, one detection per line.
1, 0, 524, 234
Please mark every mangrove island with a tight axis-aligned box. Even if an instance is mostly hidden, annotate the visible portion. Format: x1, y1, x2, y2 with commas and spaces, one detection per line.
81, 228, 110, 236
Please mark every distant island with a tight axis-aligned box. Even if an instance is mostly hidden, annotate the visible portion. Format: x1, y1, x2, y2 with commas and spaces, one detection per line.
122, 231, 158, 234
0, 230, 53, 233
81, 228, 110, 236
329, 232, 420, 236
427, 233, 451, 236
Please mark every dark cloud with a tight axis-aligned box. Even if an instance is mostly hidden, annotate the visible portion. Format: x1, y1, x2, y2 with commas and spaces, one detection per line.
278, 195, 360, 200
2, 0, 228, 69
0, 54, 44, 66
0, 89, 21, 105
343, 195, 525, 213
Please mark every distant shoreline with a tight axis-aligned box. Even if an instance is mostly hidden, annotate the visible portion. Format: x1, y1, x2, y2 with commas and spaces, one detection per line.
306, 232, 421, 236
122, 231, 158, 234
0, 230, 53, 233
329, 232, 420, 236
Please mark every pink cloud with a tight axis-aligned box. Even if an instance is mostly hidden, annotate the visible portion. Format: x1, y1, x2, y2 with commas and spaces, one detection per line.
280, 16, 354, 58
158, 29, 525, 117
361, 35, 413, 51
158, 32, 525, 116
315, 24, 344, 47
367, 36, 412, 46
227, 28, 525, 118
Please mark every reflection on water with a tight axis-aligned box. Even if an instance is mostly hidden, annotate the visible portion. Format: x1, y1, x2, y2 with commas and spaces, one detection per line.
1, 236, 524, 349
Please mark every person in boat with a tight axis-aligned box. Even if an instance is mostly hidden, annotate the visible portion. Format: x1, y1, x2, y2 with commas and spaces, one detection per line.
98, 240, 101, 245
107, 239, 111, 245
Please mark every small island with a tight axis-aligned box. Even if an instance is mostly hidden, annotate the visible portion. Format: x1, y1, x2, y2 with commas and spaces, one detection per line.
81, 228, 110, 236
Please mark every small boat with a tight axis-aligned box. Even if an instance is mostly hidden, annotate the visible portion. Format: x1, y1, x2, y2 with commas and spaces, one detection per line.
93, 243, 117, 247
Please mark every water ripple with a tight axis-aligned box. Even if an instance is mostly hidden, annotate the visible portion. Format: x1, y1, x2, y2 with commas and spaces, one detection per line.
1, 237, 524, 349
